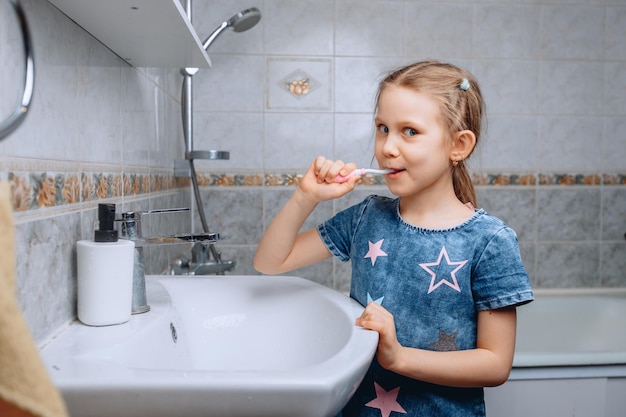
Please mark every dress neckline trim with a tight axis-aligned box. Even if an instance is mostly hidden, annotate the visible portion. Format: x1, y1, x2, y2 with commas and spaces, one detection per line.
392, 198, 485, 233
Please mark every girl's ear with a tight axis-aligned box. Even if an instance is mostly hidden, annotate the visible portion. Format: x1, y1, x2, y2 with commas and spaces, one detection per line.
450, 130, 477, 162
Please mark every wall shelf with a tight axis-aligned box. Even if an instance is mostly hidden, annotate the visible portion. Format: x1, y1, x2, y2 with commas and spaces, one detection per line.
47, 0, 211, 68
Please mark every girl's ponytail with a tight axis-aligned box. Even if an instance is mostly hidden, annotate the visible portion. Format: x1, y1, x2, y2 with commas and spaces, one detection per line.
452, 161, 476, 208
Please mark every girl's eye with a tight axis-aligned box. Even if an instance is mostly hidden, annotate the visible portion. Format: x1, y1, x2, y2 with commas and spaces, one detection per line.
377, 124, 389, 134
403, 127, 418, 136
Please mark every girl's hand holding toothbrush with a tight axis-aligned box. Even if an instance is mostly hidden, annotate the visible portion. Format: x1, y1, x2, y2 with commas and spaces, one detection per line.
299, 157, 359, 203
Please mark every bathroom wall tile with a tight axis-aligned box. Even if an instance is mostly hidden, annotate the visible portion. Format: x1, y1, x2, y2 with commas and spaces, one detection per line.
15, 213, 80, 342
121, 109, 156, 167
600, 242, 626, 287
31, 70, 81, 160
474, 5, 541, 59
192, 0, 264, 55
404, 3, 472, 59
334, 57, 404, 113
335, 0, 404, 57
537, 188, 601, 241
540, 5, 604, 60
535, 242, 600, 288
605, 62, 626, 116
193, 55, 265, 112
602, 118, 626, 172
75, 42, 124, 165
262, 188, 333, 233
159, 93, 186, 167
195, 188, 263, 245
601, 187, 626, 241
473, 60, 539, 116
606, 6, 626, 60
209, 245, 259, 276
476, 188, 536, 242
137, 67, 182, 102
264, 0, 333, 56
142, 192, 193, 275
192, 112, 264, 170
537, 116, 604, 171
266, 57, 332, 111
264, 113, 334, 170
334, 114, 376, 168
121, 68, 158, 111
477, 115, 538, 172
539, 61, 604, 116
261, 188, 335, 286
63, 17, 124, 164
141, 194, 192, 239
26, 0, 81, 68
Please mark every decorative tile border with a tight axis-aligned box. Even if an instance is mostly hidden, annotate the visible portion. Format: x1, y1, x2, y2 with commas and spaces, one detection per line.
471, 172, 626, 186
6, 170, 183, 212
3, 167, 625, 213
204, 172, 626, 188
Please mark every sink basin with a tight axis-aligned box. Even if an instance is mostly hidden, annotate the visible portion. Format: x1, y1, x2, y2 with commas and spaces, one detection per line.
40, 275, 378, 417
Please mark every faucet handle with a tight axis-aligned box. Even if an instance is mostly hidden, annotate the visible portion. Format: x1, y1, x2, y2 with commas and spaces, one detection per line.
123, 207, 190, 219
117, 207, 190, 240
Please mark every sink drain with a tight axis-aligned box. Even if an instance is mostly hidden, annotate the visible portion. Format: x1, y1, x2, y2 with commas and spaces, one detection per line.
170, 322, 178, 343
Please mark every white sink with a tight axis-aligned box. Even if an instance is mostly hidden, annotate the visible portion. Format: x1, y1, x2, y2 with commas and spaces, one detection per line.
41, 275, 378, 417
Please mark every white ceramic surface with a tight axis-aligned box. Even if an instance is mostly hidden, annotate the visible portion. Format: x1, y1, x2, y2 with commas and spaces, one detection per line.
41, 275, 378, 417
514, 288, 626, 368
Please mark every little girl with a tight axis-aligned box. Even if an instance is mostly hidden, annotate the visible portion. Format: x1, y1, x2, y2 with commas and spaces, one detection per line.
254, 61, 533, 417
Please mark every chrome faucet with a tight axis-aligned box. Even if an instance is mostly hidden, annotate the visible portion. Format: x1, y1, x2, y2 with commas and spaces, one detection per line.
117, 208, 202, 314
168, 242, 235, 275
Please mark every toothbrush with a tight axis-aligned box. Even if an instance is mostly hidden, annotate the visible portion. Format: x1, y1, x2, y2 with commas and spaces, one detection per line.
334, 168, 395, 183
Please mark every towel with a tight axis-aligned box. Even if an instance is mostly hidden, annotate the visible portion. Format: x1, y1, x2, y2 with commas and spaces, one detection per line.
0, 182, 68, 417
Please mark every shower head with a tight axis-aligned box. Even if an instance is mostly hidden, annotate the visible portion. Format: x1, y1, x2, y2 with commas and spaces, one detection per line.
202, 7, 261, 51
229, 7, 262, 32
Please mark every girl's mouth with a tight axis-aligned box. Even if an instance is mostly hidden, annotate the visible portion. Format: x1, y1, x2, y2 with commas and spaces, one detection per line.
387, 168, 405, 176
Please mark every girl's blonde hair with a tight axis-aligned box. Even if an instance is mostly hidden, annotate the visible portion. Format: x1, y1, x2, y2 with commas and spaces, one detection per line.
376, 61, 485, 207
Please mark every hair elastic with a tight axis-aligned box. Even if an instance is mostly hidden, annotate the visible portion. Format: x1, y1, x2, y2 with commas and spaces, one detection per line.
459, 78, 470, 91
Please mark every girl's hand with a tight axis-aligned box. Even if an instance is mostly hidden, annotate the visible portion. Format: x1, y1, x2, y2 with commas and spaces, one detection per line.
356, 301, 405, 372
298, 156, 359, 203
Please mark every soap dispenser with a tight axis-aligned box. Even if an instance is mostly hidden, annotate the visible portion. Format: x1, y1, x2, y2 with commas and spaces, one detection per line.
76, 203, 135, 326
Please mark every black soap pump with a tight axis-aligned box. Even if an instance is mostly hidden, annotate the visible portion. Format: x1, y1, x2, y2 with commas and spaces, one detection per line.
94, 203, 118, 242
76, 204, 135, 326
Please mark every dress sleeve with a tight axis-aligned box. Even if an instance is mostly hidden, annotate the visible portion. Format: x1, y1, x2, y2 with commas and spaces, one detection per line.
317, 196, 372, 262
471, 226, 534, 311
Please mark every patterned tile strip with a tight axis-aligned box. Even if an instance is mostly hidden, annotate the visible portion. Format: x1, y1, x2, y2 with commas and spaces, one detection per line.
5, 169, 625, 213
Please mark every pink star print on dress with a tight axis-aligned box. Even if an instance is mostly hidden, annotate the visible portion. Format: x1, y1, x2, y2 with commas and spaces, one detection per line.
364, 239, 387, 266
365, 382, 407, 417
418, 246, 468, 294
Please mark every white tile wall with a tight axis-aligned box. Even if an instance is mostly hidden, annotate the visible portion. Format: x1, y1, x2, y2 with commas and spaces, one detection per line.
264, 0, 333, 56
189, 1, 625, 173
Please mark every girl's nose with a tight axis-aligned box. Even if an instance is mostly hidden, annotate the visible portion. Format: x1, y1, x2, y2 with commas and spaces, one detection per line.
381, 135, 400, 158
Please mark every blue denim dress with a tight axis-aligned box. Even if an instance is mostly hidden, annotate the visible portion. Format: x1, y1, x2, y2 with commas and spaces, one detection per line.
318, 195, 534, 417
